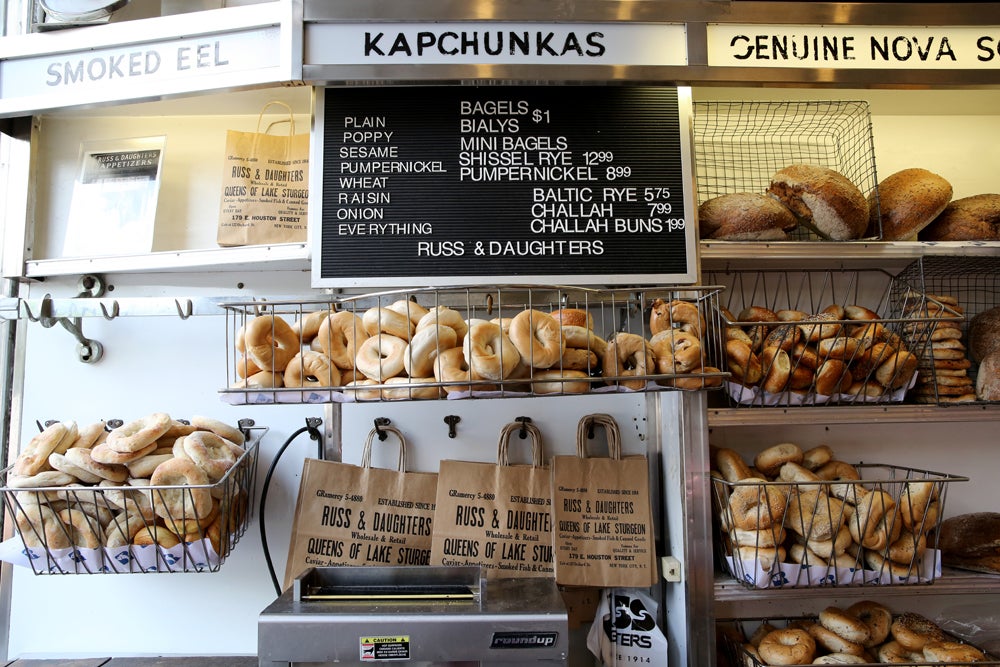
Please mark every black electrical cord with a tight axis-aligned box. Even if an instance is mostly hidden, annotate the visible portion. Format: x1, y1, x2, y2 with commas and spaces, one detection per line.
259, 417, 323, 597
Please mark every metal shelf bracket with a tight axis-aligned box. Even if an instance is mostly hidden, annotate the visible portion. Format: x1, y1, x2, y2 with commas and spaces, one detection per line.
21, 274, 106, 364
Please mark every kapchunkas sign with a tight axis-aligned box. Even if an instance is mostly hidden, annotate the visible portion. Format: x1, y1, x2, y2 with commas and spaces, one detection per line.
305, 22, 687, 66
311, 85, 698, 289
708, 24, 1000, 69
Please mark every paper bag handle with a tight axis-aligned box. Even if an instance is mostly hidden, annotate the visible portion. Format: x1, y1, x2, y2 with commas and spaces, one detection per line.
255, 100, 296, 136
575, 413, 623, 460
361, 425, 407, 472
497, 420, 545, 468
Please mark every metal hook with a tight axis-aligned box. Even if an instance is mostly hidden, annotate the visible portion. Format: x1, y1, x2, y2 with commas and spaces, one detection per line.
99, 301, 120, 320
175, 298, 194, 320
373, 417, 391, 441
22, 294, 54, 324
444, 415, 461, 439
21, 300, 40, 323
515, 416, 532, 439
237, 417, 258, 442
303, 417, 323, 441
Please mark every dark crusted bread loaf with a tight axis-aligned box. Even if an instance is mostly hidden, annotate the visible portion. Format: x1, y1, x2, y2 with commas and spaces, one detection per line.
969, 306, 1000, 363
920, 193, 1000, 241
939, 512, 1000, 574
698, 193, 798, 240
868, 168, 953, 241
767, 164, 869, 241
977, 349, 1000, 401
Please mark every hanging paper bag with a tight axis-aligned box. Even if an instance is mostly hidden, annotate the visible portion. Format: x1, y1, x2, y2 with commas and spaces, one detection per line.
551, 413, 658, 588
586, 588, 669, 666
282, 424, 437, 590
429, 419, 554, 578
217, 100, 310, 247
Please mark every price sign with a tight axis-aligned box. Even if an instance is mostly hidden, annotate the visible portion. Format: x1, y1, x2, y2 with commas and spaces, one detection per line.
312, 86, 696, 288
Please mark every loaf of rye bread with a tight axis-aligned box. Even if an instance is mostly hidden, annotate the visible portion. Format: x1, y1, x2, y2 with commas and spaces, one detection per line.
938, 512, 1000, 574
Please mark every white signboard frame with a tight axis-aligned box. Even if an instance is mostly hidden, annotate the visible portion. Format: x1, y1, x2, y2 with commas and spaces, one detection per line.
0, 3, 296, 117
305, 22, 687, 67
310, 85, 700, 289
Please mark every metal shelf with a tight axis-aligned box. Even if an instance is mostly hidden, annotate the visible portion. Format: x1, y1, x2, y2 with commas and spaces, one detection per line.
708, 403, 1000, 427
715, 569, 1000, 604
700, 241, 1000, 270
714, 569, 1000, 618
23, 243, 310, 279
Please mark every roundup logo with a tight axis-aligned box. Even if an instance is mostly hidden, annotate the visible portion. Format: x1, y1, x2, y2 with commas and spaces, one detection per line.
603, 593, 656, 648
490, 632, 559, 649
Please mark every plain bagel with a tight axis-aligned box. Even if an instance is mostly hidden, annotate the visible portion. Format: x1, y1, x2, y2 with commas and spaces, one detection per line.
868, 168, 953, 240
767, 164, 869, 240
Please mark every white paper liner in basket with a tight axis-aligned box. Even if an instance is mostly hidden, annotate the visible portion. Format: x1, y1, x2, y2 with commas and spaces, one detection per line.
726, 370, 917, 406
222, 380, 719, 404
725, 548, 941, 588
0, 535, 220, 573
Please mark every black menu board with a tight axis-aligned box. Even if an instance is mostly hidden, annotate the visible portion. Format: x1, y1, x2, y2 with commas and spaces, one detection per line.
314, 86, 695, 288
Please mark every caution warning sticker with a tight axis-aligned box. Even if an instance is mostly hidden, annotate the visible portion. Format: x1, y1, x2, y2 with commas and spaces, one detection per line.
360, 635, 411, 661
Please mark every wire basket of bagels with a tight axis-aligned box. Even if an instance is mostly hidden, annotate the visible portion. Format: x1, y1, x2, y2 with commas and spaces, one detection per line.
0, 415, 262, 574
693, 99, 881, 241
705, 268, 963, 407
896, 256, 1000, 406
710, 442, 968, 589
219, 285, 730, 404
718, 606, 1000, 667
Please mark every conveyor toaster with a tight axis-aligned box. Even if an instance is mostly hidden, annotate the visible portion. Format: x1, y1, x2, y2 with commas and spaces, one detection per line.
258, 565, 568, 666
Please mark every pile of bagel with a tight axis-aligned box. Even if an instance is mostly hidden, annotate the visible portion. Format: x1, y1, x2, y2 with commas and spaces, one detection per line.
902, 292, 976, 404
727, 602, 991, 665
232, 297, 723, 399
712, 442, 942, 584
700, 161, 1000, 243
904, 294, 1000, 404
5, 414, 247, 558
722, 302, 918, 402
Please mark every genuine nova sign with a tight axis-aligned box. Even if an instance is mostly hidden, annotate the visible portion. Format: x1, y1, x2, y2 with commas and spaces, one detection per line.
708, 24, 1000, 69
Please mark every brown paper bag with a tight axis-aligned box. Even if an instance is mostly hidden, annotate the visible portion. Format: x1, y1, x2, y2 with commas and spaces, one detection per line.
429, 420, 554, 578
551, 414, 658, 588
282, 424, 437, 590
217, 100, 310, 247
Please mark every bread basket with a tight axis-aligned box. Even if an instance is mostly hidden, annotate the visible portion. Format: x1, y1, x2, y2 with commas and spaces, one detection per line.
706, 267, 963, 407
692, 99, 881, 241
711, 463, 967, 589
219, 285, 730, 404
0, 424, 263, 574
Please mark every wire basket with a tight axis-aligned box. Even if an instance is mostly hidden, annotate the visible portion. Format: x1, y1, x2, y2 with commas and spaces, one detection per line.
0, 425, 263, 574
705, 268, 963, 407
692, 100, 880, 240
711, 463, 967, 589
897, 256, 1000, 406
718, 616, 1000, 666
219, 285, 729, 404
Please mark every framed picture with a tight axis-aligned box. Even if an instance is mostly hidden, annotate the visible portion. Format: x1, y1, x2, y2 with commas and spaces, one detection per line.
62, 135, 166, 258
